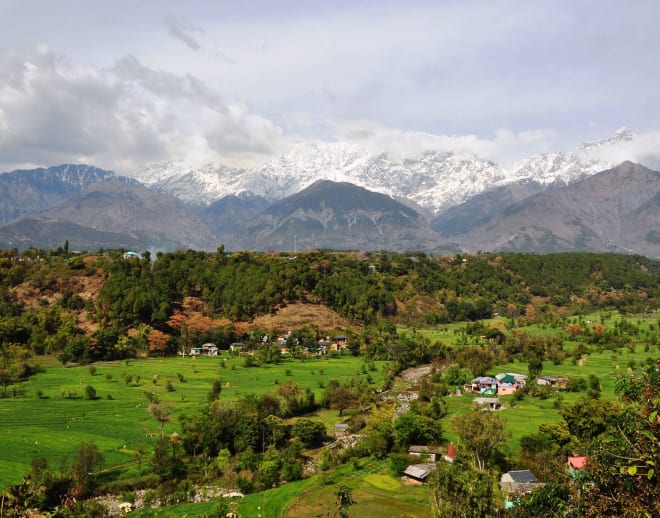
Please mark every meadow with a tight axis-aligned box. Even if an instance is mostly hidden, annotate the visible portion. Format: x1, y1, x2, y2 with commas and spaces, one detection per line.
2, 311, 657, 516
419, 312, 660, 454
0, 354, 386, 489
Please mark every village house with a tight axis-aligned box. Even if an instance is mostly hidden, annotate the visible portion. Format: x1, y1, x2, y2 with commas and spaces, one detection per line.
408, 445, 440, 462
500, 469, 542, 494
331, 335, 348, 351
500, 470, 543, 509
464, 376, 498, 395
334, 423, 349, 437
537, 376, 569, 388
403, 463, 436, 484
229, 342, 245, 354
201, 343, 218, 356
443, 442, 456, 463
495, 373, 525, 395
310, 339, 331, 356
568, 456, 587, 477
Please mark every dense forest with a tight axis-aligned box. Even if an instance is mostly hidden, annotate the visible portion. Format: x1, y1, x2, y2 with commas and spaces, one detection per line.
0, 248, 657, 365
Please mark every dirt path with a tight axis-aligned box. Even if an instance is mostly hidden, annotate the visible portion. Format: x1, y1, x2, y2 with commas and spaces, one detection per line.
393, 364, 433, 417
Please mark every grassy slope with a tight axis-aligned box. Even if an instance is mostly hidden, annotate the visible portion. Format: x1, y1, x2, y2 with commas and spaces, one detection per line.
417, 313, 659, 454
0, 354, 385, 488
241, 459, 431, 518
3, 312, 657, 515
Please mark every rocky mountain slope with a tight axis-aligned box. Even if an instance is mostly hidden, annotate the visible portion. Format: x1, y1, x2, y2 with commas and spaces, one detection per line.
0, 164, 136, 225
132, 129, 631, 213
0, 127, 656, 256
0, 178, 215, 251
229, 180, 441, 251
443, 161, 660, 257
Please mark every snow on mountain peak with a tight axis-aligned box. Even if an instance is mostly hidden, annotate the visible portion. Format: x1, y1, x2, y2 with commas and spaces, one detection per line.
579, 127, 635, 152
130, 129, 638, 212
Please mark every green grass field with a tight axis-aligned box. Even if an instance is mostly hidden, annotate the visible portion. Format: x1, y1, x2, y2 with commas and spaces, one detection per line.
433, 313, 660, 456
2, 311, 657, 515
0, 354, 386, 488
128, 458, 432, 518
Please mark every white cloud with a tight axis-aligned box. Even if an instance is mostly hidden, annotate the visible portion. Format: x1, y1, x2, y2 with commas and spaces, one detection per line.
334, 120, 557, 165
0, 47, 285, 173
578, 130, 660, 170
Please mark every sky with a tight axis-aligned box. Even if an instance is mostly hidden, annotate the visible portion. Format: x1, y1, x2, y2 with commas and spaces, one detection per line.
0, 0, 659, 173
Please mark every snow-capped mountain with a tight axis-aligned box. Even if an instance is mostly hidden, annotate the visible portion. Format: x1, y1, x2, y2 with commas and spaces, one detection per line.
506, 128, 634, 186
133, 128, 636, 213
0, 164, 139, 225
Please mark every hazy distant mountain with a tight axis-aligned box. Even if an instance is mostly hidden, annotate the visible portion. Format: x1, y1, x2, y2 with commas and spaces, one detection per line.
39, 178, 216, 251
0, 217, 145, 251
431, 181, 549, 236
0, 164, 136, 225
0, 157, 656, 257
230, 180, 440, 251
444, 161, 660, 258
198, 192, 270, 236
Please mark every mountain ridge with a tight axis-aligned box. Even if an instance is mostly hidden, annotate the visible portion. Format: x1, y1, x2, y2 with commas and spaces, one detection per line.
131, 129, 631, 213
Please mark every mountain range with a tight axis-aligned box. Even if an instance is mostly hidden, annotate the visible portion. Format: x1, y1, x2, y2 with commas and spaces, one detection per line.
0, 129, 657, 257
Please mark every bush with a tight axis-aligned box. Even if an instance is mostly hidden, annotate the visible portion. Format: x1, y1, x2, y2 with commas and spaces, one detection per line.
236, 475, 254, 494
85, 385, 97, 400
283, 461, 303, 482
389, 453, 410, 477
291, 418, 326, 448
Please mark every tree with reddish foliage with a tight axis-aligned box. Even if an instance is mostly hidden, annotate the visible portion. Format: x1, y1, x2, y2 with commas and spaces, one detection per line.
147, 329, 170, 357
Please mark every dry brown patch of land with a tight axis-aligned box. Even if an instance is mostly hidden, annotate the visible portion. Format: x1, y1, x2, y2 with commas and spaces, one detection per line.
11, 271, 104, 333
249, 303, 359, 333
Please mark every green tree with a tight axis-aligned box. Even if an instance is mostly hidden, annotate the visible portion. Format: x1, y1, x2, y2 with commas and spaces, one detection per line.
568, 371, 660, 516
0, 343, 31, 397
394, 413, 443, 448
290, 418, 326, 448
69, 442, 104, 496
559, 397, 621, 444
452, 410, 510, 471
428, 456, 497, 518
325, 382, 358, 417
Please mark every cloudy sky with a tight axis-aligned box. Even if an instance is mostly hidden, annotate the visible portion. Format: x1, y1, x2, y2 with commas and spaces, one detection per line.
0, 0, 659, 173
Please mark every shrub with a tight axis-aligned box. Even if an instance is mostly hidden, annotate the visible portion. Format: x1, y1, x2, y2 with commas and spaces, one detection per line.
85, 385, 97, 400
291, 418, 327, 448
283, 461, 303, 482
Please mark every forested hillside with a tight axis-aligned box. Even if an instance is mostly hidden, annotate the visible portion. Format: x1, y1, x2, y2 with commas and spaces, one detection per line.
0, 247, 657, 365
